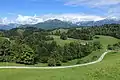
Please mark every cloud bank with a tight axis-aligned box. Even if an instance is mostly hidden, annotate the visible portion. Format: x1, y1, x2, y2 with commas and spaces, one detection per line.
0, 13, 105, 24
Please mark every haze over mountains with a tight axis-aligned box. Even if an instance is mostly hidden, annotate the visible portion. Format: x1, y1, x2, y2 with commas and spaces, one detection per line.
0, 17, 120, 30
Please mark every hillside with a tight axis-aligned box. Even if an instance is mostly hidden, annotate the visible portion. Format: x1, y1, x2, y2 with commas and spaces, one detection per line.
0, 24, 120, 66
0, 24, 120, 80
0, 52, 120, 80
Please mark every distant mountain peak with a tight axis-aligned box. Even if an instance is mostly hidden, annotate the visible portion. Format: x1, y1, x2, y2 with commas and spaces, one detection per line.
0, 18, 120, 30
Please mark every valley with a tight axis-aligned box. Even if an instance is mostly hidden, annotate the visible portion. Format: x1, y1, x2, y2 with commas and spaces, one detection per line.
0, 24, 120, 80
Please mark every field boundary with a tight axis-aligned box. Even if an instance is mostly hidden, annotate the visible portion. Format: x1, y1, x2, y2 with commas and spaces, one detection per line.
0, 50, 111, 69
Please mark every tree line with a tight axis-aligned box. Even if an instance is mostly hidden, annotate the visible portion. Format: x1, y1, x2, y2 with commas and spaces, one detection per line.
67, 24, 120, 40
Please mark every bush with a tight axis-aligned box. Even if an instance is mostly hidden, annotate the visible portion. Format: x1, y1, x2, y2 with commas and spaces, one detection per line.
60, 32, 67, 40
56, 60, 62, 66
76, 59, 85, 64
94, 36, 100, 39
92, 56, 98, 60
48, 58, 56, 66
107, 44, 113, 50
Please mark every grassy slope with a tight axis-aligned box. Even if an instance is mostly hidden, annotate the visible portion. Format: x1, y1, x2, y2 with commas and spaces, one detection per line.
48, 35, 86, 46
93, 35, 120, 48
0, 52, 120, 80
49, 35, 120, 47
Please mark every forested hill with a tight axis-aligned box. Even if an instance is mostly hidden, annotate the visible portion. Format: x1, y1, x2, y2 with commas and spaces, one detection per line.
0, 24, 120, 66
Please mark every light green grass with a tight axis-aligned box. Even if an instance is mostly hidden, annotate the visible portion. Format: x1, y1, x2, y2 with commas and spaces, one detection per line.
49, 35, 86, 46
49, 35, 120, 47
93, 35, 120, 48
0, 62, 48, 67
0, 52, 120, 80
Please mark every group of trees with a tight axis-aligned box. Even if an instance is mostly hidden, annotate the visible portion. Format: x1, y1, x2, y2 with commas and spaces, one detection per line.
39, 41, 102, 66
60, 32, 68, 40
67, 28, 94, 40
67, 24, 120, 40
0, 39, 35, 64
108, 42, 120, 50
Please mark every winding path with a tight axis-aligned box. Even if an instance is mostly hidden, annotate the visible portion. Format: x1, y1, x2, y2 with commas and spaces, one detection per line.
0, 50, 111, 69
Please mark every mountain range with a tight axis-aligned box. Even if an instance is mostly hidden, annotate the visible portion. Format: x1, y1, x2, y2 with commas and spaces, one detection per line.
0, 18, 120, 30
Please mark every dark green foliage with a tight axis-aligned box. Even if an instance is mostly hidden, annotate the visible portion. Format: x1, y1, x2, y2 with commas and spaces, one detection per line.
108, 42, 120, 50
48, 58, 56, 66
0, 39, 35, 65
94, 36, 100, 39
54, 30, 61, 36
60, 32, 67, 40
48, 51, 63, 66
68, 24, 120, 40
0, 31, 4, 37
93, 41, 102, 50
0, 39, 11, 62
16, 44, 35, 65
76, 60, 86, 64
67, 28, 94, 40
56, 60, 62, 66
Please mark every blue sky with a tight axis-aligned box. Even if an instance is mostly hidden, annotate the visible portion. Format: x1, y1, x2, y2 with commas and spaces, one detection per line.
0, 0, 120, 24
0, 0, 115, 17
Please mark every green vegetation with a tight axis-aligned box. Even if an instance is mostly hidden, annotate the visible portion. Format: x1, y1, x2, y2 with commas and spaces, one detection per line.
63, 49, 105, 66
0, 27, 102, 66
0, 24, 120, 67
48, 35, 82, 46
93, 35, 120, 48
0, 24, 120, 79
68, 24, 120, 40
51, 28, 68, 34
0, 52, 120, 80
108, 42, 120, 50
60, 32, 68, 40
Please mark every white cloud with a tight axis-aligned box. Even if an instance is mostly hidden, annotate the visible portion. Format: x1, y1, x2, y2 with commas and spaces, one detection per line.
0, 17, 13, 24
15, 15, 44, 24
63, 0, 120, 7
0, 13, 105, 24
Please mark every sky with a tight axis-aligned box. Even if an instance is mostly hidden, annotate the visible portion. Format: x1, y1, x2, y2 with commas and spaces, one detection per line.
0, 0, 120, 24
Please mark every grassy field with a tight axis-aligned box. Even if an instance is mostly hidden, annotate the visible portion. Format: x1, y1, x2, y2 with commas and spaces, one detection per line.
0, 52, 120, 80
48, 35, 86, 46
93, 35, 120, 48
0, 62, 48, 67
48, 35, 120, 47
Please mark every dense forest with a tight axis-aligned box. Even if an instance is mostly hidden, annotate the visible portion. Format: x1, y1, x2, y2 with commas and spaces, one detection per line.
0, 24, 120, 66
67, 24, 120, 40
